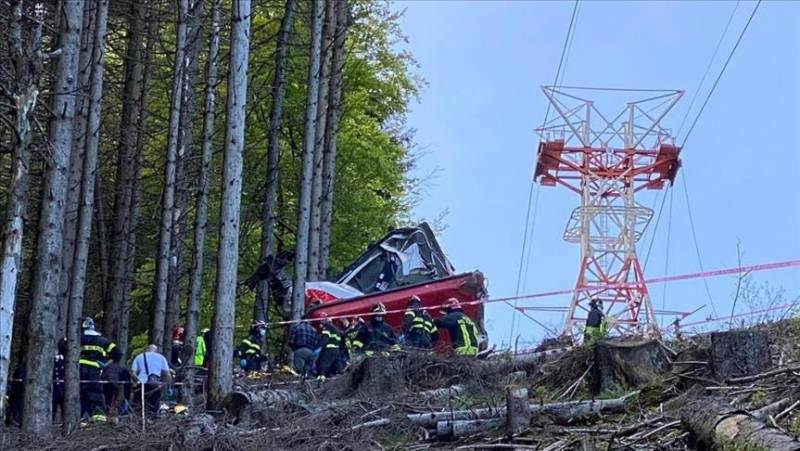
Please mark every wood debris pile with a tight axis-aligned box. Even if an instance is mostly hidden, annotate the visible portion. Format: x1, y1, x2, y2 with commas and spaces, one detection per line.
3, 320, 800, 450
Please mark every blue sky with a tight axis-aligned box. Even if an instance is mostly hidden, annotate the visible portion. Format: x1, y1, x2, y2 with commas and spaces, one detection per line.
395, 1, 800, 348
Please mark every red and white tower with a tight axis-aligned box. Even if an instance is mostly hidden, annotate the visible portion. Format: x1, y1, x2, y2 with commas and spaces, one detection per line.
534, 86, 683, 337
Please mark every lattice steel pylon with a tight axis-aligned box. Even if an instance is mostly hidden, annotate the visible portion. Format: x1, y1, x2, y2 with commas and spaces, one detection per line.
534, 86, 684, 338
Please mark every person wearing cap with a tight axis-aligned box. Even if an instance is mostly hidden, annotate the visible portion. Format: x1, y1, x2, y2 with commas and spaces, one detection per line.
584, 298, 607, 345
434, 298, 480, 356
236, 321, 268, 373
403, 296, 439, 350
288, 317, 319, 378
364, 303, 400, 356
315, 314, 344, 380
79, 317, 121, 421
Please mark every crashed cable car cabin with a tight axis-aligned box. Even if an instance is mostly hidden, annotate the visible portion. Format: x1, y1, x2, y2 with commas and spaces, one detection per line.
305, 223, 488, 352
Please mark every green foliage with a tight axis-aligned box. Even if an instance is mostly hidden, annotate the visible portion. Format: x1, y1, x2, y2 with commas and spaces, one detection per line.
102, 0, 422, 346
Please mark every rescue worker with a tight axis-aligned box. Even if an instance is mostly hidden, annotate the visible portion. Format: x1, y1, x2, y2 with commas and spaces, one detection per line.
364, 303, 400, 356
343, 317, 368, 359
434, 298, 480, 356
6, 341, 67, 424
79, 317, 122, 421
315, 314, 344, 380
194, 328, 210, 366
584, 298, 606, 345
236, 321, 267, 373
403, 296, 438, 349
288, 318, 319, 378
170, 326, 185, 367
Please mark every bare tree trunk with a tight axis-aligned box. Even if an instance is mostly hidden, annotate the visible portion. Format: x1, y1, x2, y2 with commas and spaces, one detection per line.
165, 0, 204, 358
63, 0, 109, 431
152, 0, 188, 349
0, 0, 44, 426
208, 0, 251, 410
184, 0, 220, 366
255, 0, 295, 324
58, 0, 97, 340
108, 0, 147, 342
95, 173, 110, 322
117, 2, 157, 360
307, 0, 334, 282
23, 0, 84, 434
318, 1, 350, 278
291, 0, 324, 320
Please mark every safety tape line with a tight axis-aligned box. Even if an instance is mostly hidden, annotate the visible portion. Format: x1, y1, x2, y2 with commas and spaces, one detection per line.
261, 259, 800, 328
8, 378, 205, 386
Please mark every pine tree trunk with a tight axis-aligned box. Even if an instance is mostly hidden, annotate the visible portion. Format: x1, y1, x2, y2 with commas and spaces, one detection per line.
95, 173, 110, 323
151, 0, 188, 349
208, 0, 251, 410
318, 0, 349, 278
0, 0, 45, 426
184, 0, 221, 366
291, 0, 325, 320
58, 0, 97, 340
117, 2, 158, 360
22, 0, 83, 434
307, 0, 334, 281
108, 0, 147, 342
255, 0, 295, 324
63, 0, 109, 432
165, 0, 204, 358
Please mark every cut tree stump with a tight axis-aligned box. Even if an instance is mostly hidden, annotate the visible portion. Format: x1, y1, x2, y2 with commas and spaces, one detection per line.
590, 340, 671, 395
680, 396, 800, 450
506, 387, 530, 435
711, 330, 772, 380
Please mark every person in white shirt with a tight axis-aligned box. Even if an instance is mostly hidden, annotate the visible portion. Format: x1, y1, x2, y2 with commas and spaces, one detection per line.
131, 345, 172, 415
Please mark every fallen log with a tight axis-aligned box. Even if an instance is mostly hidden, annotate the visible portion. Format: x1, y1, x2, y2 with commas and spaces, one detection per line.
417, 385, 464, 401
680, 396, 800, 450
225, 388, 307, 419
406, 392, 637, 428
436, 418, 504, 440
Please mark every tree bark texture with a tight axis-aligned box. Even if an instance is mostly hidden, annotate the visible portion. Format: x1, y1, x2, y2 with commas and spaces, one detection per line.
255, 0, 295, 325
307, 0, 334, 281
680, 396, 800, 450
63, 0, 110, 431
318, 0, 350, 277
23, 0, 84, 433
208, 0, 251, 410
711, 330, 772, 380
165, 0, 204, 358
58, 0, 97, 338
108, 0, 147, 343
0, 0, 43, 427
151, 0, 188, 349
291, 0, 324, 320
184, 0, 220, 366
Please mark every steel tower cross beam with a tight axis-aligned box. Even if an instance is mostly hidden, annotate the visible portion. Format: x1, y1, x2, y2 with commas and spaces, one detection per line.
534, 86, 684, 338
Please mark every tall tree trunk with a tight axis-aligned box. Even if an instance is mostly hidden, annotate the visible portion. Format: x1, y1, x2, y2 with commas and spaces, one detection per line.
151, 0, 188, 349
307, 0, 334, 282
95, 173, 110, 320
22, 0, 83, 434
184, 0, 220, 366
117, 11, 157, 360
0, 0, 45, 426
255, 0, 295, 324
208, 0, 251, 410
58, 0, 97, 340
63, 0, 109, 431
165, 0, 204, 358
108, 0, 147, 342
318, 0, 350, 277
291, 0, 324, 321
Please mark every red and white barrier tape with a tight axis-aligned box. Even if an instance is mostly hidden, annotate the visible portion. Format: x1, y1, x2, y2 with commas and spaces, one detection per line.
260, 259, 800, 328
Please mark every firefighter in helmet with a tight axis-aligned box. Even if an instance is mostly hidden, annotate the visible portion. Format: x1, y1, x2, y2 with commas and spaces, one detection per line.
403, 295, 438, 349
364, 303, 400, 356
79, 317, 121, 421
434, 298, 480, 356
236, 321, 267, 373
